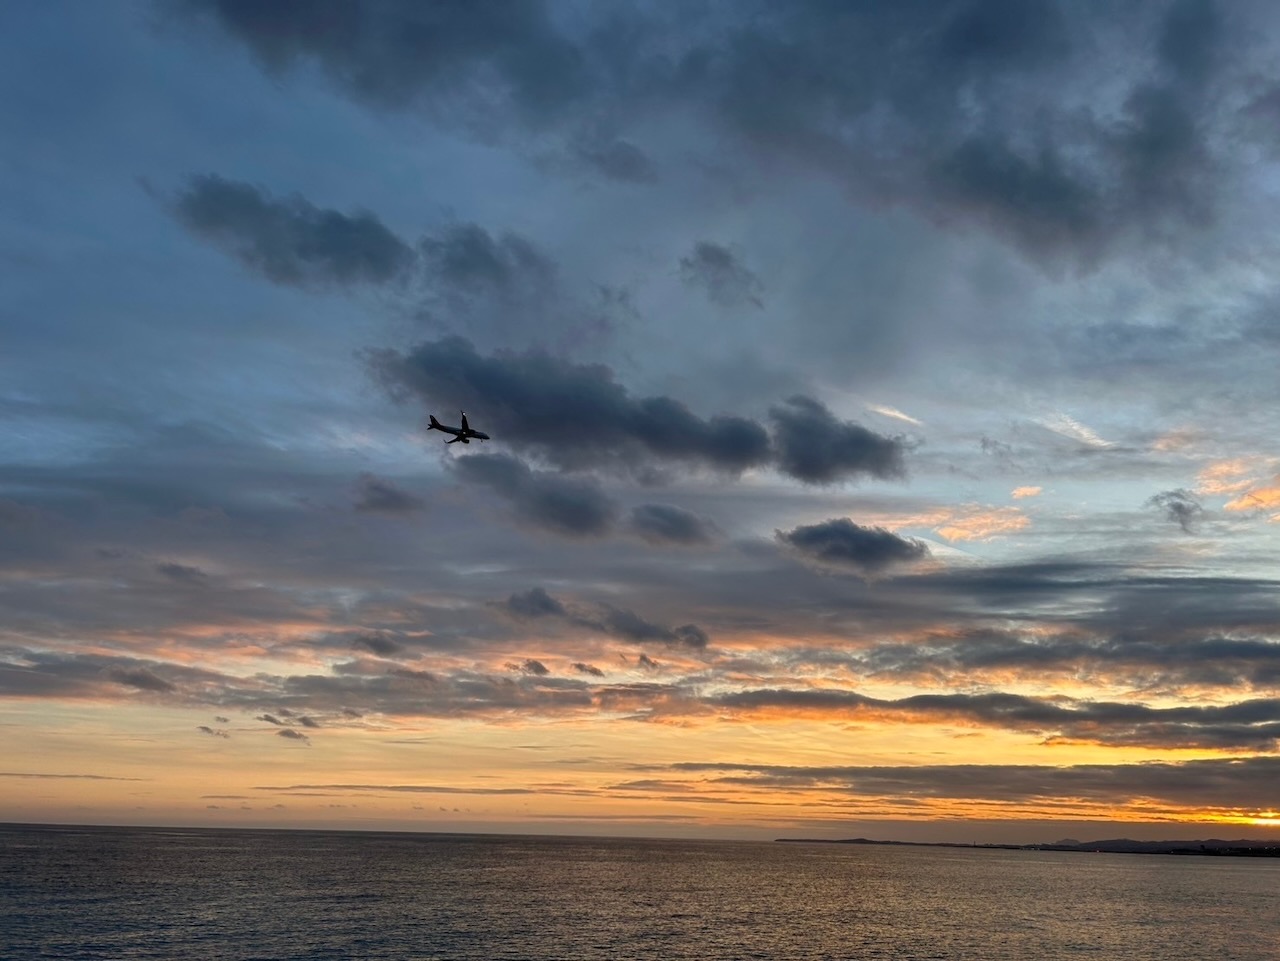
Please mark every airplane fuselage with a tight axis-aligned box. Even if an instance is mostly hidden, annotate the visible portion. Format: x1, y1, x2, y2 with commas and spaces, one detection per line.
428, 412, 490, 444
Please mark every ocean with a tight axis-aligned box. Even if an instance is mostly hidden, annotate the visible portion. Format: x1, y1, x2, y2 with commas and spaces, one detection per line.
2, 823, 1276, 960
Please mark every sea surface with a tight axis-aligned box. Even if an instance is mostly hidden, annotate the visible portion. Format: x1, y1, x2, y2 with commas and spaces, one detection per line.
2, 823, 1277, 960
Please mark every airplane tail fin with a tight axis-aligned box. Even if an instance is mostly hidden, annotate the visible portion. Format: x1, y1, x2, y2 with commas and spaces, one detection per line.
428, 414, 442, 430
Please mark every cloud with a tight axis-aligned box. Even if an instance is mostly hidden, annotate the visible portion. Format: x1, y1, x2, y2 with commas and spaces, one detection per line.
277, 728, 310, 743
502, 586, 569, 619
708, 687, 1280, 751
372, 338, 910, 484
256, 782, 538, 796
571, 137, 658, 184
849, 630, 1280, 694
928, 505, 1029, 542
1011, 486, 1042, 499
197, 725, 229, 738
572, 662, 605, 677
257, 714, 283, 725
519, 659, 550, 676
412, 222, 620, 349
155, 562, 208, 583
500, 587, 711, 650
1223, 477, 1280, 517
580, 606, 709, 650
419, 223, 554, 298
1197, 458, 1268, 496
181, 0, 590, 123
107, 666, 177, 693
777, 518, 929, 576
1147, 488, 1204, 533
665, 754, 1280, 812
866, 405, 922, 427
451, 453, 618, 537
370, 336, 772, 476
627, 504, 716, 546
679, 242, 763, 308
0, 772, 146, 781
1036, 413, 1113, 448
353, 473, 425, 515
351, 633, 406, 658
768, 396, 907, 485
175, 0, 1253, 265
171, 174, 413, 287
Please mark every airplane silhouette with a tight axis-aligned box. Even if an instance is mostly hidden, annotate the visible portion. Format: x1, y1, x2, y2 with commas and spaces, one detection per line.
428, 411, 490, 444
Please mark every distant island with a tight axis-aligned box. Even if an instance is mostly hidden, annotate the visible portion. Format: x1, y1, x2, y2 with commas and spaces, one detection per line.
775, 836, 1280, 857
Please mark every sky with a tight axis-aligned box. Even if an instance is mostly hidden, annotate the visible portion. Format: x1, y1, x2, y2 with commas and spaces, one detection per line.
3, 0, 1280, 844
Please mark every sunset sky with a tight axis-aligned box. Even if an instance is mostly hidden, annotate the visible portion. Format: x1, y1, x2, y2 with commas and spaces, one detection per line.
4, 0, 1280, 843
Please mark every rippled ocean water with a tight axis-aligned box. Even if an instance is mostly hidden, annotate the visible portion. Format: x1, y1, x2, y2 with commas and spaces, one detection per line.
2, 823, 1277, 960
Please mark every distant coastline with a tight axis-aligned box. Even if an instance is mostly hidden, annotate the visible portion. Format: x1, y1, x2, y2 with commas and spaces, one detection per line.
775, 836, 1280, 857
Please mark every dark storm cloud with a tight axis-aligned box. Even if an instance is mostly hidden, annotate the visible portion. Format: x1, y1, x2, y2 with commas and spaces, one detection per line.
107, 666, 177, 693
370, 337, 902, 482
369, 337, 771, 475
581, 607, 709, 650
451, 453, 618, 538
180, 0, 589, 122
351, 632, 406, 658
571, 137, 658, 184
698, 0, 1232, 256
707, 687, 1280, 751
419, 223, 556, 301
1147, 488, 1203, 533
177, 0, 1254, 260
10, 637, 1278, 748
353, 473, 425, 515
627, 504, 716, 546
778, 518, 929, 576
0, 650, 232, 701
155, 561, 208, 583
1159, 0, 1223, 85
498, 587, 710, 650
411, 221, 623, 349
2, 645, 610, 722
769, 397, 907, 484
664, 754, 1280, 812
502, 586, 568, 619
172, 174, 413, 286
846, 630, 1280, 692
679, 242, 763, 308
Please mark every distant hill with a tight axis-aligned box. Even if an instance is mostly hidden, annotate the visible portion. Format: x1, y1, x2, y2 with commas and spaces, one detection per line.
1033, 838, 1278, 856
776, 836, 1279, 856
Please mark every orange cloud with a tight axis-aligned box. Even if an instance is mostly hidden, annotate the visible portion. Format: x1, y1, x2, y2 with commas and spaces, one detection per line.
1197, 458, 1272, 496
1011, 486, 1042, 499
1152, 427, 1201, 452
931, 506, 1029, 542
1223, 479, 1280, 517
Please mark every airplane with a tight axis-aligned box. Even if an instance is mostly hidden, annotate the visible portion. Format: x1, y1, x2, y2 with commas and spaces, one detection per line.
427, 411, 490, 444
